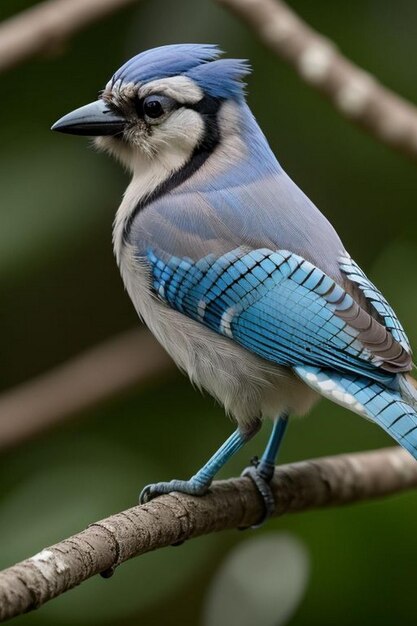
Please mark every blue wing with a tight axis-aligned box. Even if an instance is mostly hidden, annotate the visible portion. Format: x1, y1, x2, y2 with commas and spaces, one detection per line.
339, 253, 411, 352
146, 246, 411, 383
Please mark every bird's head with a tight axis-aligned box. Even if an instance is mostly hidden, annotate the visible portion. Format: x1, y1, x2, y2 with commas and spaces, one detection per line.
52, 44, 251, 171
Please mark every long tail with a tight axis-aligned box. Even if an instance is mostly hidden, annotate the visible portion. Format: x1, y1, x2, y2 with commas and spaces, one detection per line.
295, 365, 417, 459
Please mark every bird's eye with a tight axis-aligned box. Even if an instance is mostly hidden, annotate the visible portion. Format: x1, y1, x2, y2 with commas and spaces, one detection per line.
143, 97, 164, 119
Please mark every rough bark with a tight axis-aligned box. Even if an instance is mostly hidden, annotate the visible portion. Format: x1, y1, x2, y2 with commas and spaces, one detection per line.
1, 446, 416, 621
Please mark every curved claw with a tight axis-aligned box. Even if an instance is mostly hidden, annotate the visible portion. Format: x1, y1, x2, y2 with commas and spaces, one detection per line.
241, 465, 275, 528
139, 479, 209, 504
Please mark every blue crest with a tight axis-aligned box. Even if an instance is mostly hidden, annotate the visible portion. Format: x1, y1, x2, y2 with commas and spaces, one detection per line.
186, 58, 251, 99
112, 44, 251, 100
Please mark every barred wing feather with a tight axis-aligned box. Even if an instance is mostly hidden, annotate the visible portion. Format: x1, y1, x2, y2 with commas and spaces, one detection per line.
147, 247, 411, 381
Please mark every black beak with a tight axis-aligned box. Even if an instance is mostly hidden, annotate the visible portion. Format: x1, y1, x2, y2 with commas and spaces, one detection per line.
51, 100, 126, 136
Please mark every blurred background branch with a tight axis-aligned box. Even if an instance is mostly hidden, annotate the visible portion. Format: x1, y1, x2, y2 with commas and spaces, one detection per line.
0, 0, 141, 73
0, 329, 173, 451
0, 446, 416, 622
217, 0, 417, 160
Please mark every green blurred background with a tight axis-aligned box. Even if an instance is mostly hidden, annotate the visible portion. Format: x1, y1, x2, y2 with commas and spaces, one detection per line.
1, 1, 417, 624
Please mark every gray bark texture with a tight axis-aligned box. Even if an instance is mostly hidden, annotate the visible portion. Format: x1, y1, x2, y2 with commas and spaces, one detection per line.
0, 446, 416, 621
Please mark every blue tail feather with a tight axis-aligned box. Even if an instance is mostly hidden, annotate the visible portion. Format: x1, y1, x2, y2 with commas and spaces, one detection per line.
295, 365, 417, 459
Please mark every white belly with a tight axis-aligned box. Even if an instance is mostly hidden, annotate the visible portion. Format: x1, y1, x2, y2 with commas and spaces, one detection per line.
118, 245, 318, 427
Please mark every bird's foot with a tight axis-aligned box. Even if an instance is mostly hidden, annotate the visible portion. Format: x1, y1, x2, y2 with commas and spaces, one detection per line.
139, 478, 208, 504
241, 456, 275, 528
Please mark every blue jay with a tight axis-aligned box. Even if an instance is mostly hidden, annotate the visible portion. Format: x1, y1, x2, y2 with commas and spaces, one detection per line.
53, 44, 417, 521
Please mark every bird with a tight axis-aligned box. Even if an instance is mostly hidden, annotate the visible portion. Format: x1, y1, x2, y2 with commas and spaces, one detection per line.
52, 43, 417, 523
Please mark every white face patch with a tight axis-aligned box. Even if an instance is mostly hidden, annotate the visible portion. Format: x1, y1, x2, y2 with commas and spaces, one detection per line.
95, 95, 204, 169
138, 76, 203, 104
218, 100, 244, 137
150, 107, 204, 155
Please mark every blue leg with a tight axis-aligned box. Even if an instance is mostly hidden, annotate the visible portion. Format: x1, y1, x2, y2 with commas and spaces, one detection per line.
242, 414, 289, 526
140, 421, 261, 504
257, 414, 289, 480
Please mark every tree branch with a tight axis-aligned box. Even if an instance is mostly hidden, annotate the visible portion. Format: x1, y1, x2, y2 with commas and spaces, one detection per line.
0, 0, 141, 74
217, 0, 417, 159
0, 330, 173, 451
0, 446, 416, 621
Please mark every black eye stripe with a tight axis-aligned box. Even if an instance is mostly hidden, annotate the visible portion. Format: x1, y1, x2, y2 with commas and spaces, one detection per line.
186, 95, 222, 115
134, 94, 222, 119
134, 96, 143, 117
